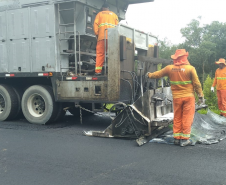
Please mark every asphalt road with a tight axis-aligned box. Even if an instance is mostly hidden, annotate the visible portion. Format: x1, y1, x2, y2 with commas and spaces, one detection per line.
0, 113, 226, 185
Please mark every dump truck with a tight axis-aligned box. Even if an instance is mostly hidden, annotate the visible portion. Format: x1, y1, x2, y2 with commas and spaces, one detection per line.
0, 0, 174, 140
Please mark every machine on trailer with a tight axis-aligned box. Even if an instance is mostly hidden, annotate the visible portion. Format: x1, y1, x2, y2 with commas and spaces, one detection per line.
0, 0, 174, 138
84, 87, 174, 146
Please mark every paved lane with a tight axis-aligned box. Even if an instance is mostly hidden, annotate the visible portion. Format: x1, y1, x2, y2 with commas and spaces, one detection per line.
0, 114, 226, 185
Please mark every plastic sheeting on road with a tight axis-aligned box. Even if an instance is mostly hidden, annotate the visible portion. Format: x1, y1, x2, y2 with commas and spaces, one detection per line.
150, 109, 226, 145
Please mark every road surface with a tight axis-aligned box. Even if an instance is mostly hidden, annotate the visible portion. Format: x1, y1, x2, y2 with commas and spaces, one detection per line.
0, 113, 226, 185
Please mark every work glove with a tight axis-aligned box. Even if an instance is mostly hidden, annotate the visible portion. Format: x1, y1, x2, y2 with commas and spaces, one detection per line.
211, 87, 214, 93
145, 72, 150, 78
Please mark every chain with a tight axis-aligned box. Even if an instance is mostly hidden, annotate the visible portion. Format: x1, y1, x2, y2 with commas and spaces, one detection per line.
80, 106, 82, 124
77, 105, 112, 125
80, 106, 106, 116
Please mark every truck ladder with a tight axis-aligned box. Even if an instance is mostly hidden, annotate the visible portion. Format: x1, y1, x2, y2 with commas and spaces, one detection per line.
57, 2, 81, 77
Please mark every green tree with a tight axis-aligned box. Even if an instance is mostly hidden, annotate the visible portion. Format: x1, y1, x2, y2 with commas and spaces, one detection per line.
194, 41, 216, 86
158, 18, 226, 111
180, 18, 219, 81
203, 21, 226, 59
159, 38, 177, 60
180, 18, 203, 48
203, 75, 218, 109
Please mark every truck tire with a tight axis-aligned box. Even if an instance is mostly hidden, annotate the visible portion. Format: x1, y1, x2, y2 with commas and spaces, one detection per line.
12, 87, 24, 119
0, 84, 19, 121
21, 85, 57, 124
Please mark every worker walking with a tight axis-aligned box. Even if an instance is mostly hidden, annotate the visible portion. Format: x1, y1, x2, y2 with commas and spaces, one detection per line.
211, 58, 226, 117
146, 49, 204, 147
93, 2, 119, 75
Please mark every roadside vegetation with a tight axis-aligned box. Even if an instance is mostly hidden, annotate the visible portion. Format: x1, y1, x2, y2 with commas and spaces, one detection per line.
159, 17, 226, 114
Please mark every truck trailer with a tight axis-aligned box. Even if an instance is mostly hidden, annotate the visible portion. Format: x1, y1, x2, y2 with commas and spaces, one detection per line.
0, 0, 173, 131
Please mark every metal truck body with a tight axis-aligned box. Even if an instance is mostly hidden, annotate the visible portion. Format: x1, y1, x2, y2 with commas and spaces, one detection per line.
0, 0, 173, 127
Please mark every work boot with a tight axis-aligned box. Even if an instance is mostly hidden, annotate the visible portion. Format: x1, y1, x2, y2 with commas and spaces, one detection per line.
95, 73, 101, 76
180, 139, 192, 147
174, 139, 180, 145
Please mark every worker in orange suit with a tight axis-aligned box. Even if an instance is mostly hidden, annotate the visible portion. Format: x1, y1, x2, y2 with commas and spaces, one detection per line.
146, 49, 204, 147
211, 58, 226, 117
93, 2, 119, 75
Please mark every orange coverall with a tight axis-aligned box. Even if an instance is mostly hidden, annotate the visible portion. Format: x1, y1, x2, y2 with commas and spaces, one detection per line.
94, 11, 119, 73
148, 63, 203, 140
212, 66, 226, 116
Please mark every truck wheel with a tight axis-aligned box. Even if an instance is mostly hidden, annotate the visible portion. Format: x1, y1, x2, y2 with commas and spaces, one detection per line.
22, 85, 57, 124
0, 84, 19, 121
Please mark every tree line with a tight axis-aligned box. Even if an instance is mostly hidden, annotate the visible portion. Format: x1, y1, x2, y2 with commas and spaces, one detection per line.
159, 18, 226, 111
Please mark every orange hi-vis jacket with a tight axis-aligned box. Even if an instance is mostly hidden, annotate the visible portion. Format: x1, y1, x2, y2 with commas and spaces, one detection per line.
148, 65, 203, 99
94, 11, 119, 41
212, 66, 226, 90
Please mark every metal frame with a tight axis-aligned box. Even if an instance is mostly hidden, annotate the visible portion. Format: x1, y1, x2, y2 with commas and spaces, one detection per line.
57, 2, 83, 77
73, 2, 77, 75
104, 29, 108, 75
0, 72, 108, 80
118, 24, 158, 50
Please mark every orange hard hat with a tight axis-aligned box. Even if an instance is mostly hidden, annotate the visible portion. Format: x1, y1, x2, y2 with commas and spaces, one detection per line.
171, 49, 189, 60
215, 58, 226, 65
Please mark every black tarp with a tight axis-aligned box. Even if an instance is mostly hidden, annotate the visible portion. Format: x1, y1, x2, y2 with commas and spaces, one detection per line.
150, 109, 226, 145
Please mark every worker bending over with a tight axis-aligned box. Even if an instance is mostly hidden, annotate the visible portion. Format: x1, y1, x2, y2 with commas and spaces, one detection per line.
211, 58, 226, 117
93, 3, 119, 75
146, 49, 204, 147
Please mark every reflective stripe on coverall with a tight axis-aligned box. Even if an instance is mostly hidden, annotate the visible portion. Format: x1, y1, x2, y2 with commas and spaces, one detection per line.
93, 11, 119, 73
148, 65, 203, 99
173, 97, 195, 139
94, 11, 119, 41
148, 56, 203, 140
212, 67, 226, 116
95, 40, 108, 73
217, 90, 226, 116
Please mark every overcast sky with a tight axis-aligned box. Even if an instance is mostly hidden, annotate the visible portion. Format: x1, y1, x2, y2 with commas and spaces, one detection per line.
125, 0, 225, 44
